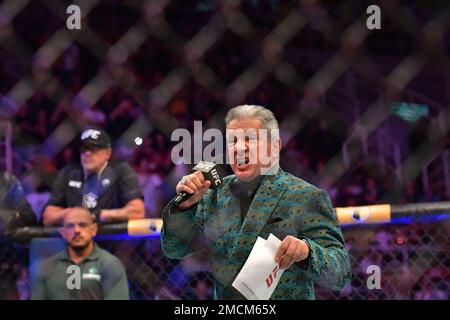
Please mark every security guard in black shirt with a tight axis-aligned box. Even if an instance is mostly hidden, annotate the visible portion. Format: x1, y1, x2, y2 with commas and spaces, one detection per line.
43, 128, 144, 226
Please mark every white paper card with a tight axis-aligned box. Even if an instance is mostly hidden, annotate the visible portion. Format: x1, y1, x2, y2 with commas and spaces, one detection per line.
232, 233, 284, 300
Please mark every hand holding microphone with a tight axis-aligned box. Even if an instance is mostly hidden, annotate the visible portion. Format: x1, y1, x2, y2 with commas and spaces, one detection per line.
175, 171, 211, 209
172, 161, 225, 209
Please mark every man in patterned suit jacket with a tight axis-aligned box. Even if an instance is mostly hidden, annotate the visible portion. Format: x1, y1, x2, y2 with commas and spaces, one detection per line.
161, 105, 351, 299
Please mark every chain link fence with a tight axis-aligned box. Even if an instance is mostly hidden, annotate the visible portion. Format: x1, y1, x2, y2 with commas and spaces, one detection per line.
1, 219, 449, 300
1, 0, 449, 300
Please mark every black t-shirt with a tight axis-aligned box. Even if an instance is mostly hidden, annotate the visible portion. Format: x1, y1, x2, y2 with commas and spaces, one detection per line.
230, 176, 264, 224
47, 161, 143, 213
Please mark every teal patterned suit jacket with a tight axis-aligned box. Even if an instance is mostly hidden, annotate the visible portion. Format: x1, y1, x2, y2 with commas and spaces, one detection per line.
161, 169, 352, 299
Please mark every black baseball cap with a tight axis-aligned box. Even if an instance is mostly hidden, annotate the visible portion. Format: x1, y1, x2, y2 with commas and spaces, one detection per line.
80, 128, 111, 149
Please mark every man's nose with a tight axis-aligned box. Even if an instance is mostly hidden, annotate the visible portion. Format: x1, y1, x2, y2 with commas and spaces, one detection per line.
235, 139, 248, 152
81, 150, 92, 156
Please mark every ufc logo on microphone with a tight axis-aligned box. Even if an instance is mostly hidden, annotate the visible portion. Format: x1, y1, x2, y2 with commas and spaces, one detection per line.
211, 168, 221, 185
265, 264, 280, 288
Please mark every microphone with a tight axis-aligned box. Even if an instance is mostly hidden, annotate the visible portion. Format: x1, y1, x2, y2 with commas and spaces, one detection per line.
172, 161, 225, 207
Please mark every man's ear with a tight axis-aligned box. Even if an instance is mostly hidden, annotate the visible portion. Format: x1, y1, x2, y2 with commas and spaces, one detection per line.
58, 227, 65, 239
91, 223, 98, 237
106, 148, 112, 159
268, 137, 282, 155
277, 138, 282, 152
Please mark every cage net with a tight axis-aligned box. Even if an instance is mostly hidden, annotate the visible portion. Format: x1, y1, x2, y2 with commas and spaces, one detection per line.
0, 0, 449, 300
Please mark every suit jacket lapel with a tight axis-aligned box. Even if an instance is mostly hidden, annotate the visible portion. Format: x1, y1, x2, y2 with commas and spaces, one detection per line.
211, 176, 241, 286
216, 176, 241, 241
230, 171, 287, 264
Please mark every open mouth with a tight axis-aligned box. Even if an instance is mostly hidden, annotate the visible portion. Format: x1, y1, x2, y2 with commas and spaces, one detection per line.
236, 157, 251, 168
236, 157, 250, 165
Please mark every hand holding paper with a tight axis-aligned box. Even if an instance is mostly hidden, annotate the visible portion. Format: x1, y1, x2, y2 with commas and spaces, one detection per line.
232, 234, 285, 300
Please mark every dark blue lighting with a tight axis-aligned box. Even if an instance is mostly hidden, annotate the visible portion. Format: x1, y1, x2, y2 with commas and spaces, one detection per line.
95, 232, 161, 241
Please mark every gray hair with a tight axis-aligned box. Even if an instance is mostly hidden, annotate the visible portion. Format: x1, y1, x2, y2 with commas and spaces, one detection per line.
225, 105, 279, 130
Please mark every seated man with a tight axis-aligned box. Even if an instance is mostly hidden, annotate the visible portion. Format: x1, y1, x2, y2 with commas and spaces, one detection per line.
0, 171, 36, 236
43, 128, 145, 226
31, 207, 129, 300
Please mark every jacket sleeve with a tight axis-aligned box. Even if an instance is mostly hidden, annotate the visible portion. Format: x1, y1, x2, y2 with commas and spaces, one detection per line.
296, 189, 352, 290
160, 201, 204, 259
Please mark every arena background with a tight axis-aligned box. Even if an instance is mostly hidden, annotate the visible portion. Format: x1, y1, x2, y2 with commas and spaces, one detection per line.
0, 0, 449, 300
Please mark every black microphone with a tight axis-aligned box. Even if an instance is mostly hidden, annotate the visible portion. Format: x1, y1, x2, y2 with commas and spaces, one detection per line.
172, 161, 225, 207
